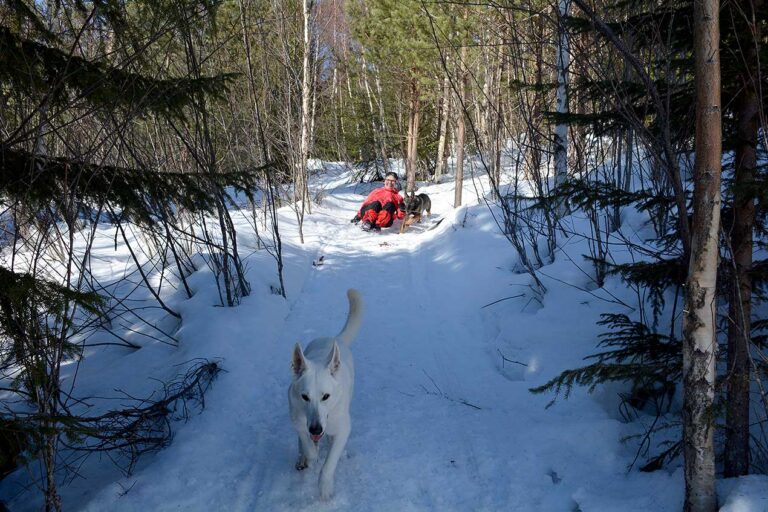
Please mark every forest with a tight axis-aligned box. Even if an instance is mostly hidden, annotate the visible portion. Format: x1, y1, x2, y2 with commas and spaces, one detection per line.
0, 0, 765, 511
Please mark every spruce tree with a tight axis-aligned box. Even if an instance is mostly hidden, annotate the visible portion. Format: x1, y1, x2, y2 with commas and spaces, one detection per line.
0, 2, 260, 508
533, 0, 768, 474
349, 0, 452, 191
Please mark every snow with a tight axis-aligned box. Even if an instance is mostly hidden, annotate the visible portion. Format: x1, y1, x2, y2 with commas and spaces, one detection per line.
1, 161, 766, 511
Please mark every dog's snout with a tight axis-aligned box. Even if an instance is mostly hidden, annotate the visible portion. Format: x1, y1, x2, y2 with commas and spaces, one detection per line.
309, 423, 323, 436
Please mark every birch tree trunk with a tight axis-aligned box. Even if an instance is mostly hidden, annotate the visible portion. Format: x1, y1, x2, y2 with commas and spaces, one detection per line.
331, 66, 346, 160
296, 0, 315, 243
527, 7, 544, 180
554, 0, 570, 215
683, 1, 721, 510
480, 28, 493, 151
491, 33, 504, 199
309, 28, 319, 162
406, 77, 421, 193
374, 70, 390, 169
454, 40, 468, 208
361, 53, 390, 172
345, 62, 361, 160
434, 69, 451, 183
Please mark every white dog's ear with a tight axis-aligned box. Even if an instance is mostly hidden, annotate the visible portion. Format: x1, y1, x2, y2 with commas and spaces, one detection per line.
327, 341, 341, 376
292, 342, 307, 376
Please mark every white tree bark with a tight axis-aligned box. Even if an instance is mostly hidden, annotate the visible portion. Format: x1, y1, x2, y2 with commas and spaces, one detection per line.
434, 70, 451, 183
683, 0, 721, 510
454, 39, 468, 208
296, 0, 315, 242
554, 0, 570, 214
361, 53, 389, 171
309, 27, 320, 160
406, 78, 421, 193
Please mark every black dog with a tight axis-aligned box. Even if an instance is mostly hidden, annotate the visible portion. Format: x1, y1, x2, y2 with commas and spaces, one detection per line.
399, 192, 431, 233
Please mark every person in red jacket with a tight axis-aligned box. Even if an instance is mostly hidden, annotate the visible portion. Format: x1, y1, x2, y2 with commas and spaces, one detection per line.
351, 171, 405, 231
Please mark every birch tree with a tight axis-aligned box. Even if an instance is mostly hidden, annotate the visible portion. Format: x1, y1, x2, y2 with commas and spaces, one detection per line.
360, 52, 391, 171
351, 0, 445, 192
454, 15, 469, 208
683, 0, 721, 509
554, 0, 570, 215
295, 0, 316, 243
434, 67, 451, 182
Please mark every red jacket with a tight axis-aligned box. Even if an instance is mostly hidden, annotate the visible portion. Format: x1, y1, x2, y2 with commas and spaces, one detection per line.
358, 187, 405, 219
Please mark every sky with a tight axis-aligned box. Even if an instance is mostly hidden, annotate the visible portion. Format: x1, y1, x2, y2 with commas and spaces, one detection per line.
1, 159, 767, 511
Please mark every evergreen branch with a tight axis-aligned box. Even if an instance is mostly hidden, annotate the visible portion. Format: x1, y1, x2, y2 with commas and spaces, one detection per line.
570, 0, 691, 257
0, 147, 263, 226
639, 439, 682, 472
530, 314, 681, 405
0, 267, 104, 321
0, 26, 237, 119
605, 259, 686, 290
0, 267, 104, 359
531, 179, 684, 215
530, 362, 671, 398
4, 1, 59, 42
3, 360, 221, 475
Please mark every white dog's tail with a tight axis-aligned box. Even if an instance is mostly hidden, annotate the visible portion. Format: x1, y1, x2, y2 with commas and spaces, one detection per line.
336, 289, 363, 346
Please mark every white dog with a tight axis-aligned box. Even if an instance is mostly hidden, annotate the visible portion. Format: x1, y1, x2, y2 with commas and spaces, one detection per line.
288, 289, 363, 499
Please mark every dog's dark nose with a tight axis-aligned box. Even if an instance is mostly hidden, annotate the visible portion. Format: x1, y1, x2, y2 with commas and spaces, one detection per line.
309, 423, 323, 436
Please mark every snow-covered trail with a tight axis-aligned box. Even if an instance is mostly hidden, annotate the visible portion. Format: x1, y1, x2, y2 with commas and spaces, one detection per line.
207, 177, 677, 511
1, 168, 694, 511
255, 194, 532, 511
277, 202, 514, 508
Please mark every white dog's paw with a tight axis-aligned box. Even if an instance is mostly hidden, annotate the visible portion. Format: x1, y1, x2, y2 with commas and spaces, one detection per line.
319, 476, 334, 500
295, 456, 309, 471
